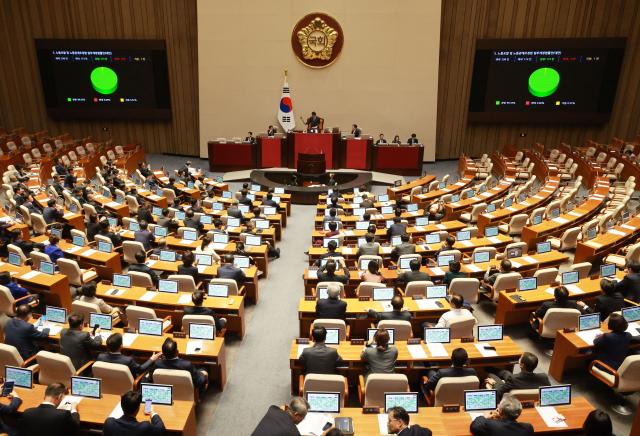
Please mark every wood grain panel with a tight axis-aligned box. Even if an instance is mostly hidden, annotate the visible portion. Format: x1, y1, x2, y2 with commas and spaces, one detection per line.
0, 0, 198, 156
437, 0, 640, 159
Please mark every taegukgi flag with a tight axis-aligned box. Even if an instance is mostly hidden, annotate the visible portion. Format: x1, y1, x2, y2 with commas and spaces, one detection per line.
277, 71, 295, 132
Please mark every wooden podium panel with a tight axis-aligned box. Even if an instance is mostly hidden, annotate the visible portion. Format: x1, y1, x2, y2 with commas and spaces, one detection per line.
343, 135, 372, 170
289, 132, 339, 169
373, 144, 423, 176
207, 140, 256, 171
257, 135, 285, 168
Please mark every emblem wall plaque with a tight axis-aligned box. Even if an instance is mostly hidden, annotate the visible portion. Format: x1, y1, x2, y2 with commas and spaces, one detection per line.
291, 13, 344, 68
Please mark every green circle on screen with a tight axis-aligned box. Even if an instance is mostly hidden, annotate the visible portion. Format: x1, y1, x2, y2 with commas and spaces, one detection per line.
90, 67, 118, 95
528, 67, 559, 98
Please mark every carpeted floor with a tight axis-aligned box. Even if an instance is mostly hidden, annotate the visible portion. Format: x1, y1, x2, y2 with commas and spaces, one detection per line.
145, 155, 634, 436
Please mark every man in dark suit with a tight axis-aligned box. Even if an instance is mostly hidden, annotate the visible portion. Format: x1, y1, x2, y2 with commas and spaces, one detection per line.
245, 131, 256, 143
97, 333, 161, 377
60, 313, 102, 370
351, 124, 362, 137
375, 133, 388, 145
226, 203, 244, 221
306, 111, 321, 133
183, 209, 203, 234
386, 406, 432, 435
423, 348, 477, 393
18, 382, 80, 436
397, 259, 430, 286
266, 125, 277, 136
262, 193, 278, 207
316, 284, 347, 319
4, 304, 49, 360
387, 217, 407, 238
217, 254, 246, 285
368, 295, 413, 324
485, 352, 550, 400
54, 159, 68, 176
134, 220, 155, 250
314, 240, 340, 266
156, 208, 174, 228
184, 290, 227, 332
128, 251, 160, 286
592, 278, 625, 321
103, 390, 165, 436
42, 199, 62, 224
392, 234, 416, 260
470, 394, 533, 436
299, 326, 344, 374
615, 262, 640, 302
357, 233, 380, 257
251, 397, 309, 436
237, 189, 253, 206
0, 384, 21, 435
360, 194, 375, 209
97, 220, 123, 247
532, 286, 590, 330
317, 260, 349, 285
151, 338, 208, 393
407, 133, 420, 145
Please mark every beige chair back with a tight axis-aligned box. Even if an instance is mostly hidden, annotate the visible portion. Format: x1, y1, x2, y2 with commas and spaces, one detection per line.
557, 227, 581, 251
91, 361, 135, 395
7, 244, 27, 265
449, 315, 476, 339
126, 195, 139, 214
129, 271, 154, 288
312, 319, 347, 341
30, 250, 51, 270
378, 320, 412, 340
0, 286, 18, 317
316, 282, 346, 299
404, 281, 433, 298
126, 306, 159, 330
438, 249, 462, 263
363, 374, 409, 408
505, 214, 528, 235
153, 369, 194, 401
0, 343, 24, 368
71, 300, 101, 323
123, 241, 146, 264
58, 258, 83, 286
533, 268, 558, 287
182, 315, 216, 336
303, 374, 348, 406
449, 278, 479, 304
162, 188, 176, 204
433, 375, 480, 406
168, 275, 196, 292
540, 308, 581, 338
358, 255, 383, 268
570, 262, 592, 279
471, 247, 496, 260
30, 213, 48, 235
70, 229, 89, 246
209, 278, 240, 295
36, 351, 75, 386
357, 282, 386, 298
509, 389, 539, 401
615, 355, 640, 393
492, 272, 522, 301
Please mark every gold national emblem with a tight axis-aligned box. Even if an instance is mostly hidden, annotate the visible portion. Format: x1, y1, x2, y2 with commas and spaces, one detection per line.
291, 13, 344, 68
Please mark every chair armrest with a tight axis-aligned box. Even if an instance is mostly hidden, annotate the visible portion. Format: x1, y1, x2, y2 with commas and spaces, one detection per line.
195, 281, 203, 290
298, 375, 305, 397
133, 370, 150, 390
345, 325, 350, 340
358, 375, 365, 405
22, 354, 39, 367
396, 287, 405, 296
237, 285, 246, 297
14, 294, 34, 305
588, 359, 619, 387
75, 360, 95, 375
161, 316, 173, 333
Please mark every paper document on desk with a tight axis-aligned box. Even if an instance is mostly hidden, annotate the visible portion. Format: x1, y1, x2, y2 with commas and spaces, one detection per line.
585, 241, 603, 248
341, 247, 354, 255
145, 259, 157, 267
459, 240, 473, 247
621, 224, 637, 231
415, 299, 441, 310
552, 217, 569, 224
82, 249, 97, 256
297, 344, 310, 358
197, 265, 207, 274
38, 323, 62, 336
65, 246, 83, 253
63, 213, 75, 219
568, 211, 582, 217
509, 261, 521, 268
466, 264, 483, 273
140, 291, 157, 301
186, 340, 204, 355
414, 226, 425, 232
426, 343, 448, 357
533, 195, 544, 199
506, 206, 518, 212
487, 237, 502, 244
565, 284, 584, 295
484, 213, 494, 219
521, 256, 537, 264
377, 414, 391, 435
609, 229, 626, 236
20, 271, 40, 280
106, 201, 121, 208
474, 343, 498, 357
58, 395, 82, 410
536, 406, 568, 428
178, 294, 192, 305
122, 333, 138, 347
430, 267, 445, 276
436, 224, 447, 230
109, 402, 124, 419
307, 270, 318, 279
575, 329, 602, 346
626, 322, 640, 336
407, 344, 428, 359
296, 412, 334, 436
343, 230, 354, 236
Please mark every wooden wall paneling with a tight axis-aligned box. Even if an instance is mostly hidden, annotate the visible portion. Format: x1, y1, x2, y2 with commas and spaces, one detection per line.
0, 0, 198, 156
437, 0, 640, 160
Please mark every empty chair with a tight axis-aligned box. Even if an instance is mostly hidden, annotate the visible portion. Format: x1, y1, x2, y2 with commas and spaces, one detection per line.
533, 268, 558, 287
402, 186, 422, 203
312, 319, 348, 341
153, 369, 196, 401
449, 315, 476, 339
589, 355, 640, 415
470, 247, 497, 260
162, 188, 176, 205
358, 374, 409, 408
437, 249, 462, 263
71, 300, 101, 323
569, 262, 592, 279
429, 376, 480, 406
7, 244, 27, 266
42, 143, 53, 155
168, 274, 198, 292
106, 149, 117, 161
86, 142, 96, 154
76, 145, 86, 157
498, 214, 528, 236
0, 285, 31, 317
449, 278, 480, 304
129, 271, 154, 288
182, 315, 216, 336
126, 195, 139, 215
58, 259, 98, 287
30, 251, 51, 271
0, 343, 38, 370
36, 350, 89, 386
605, 242, 640, 268
91, 361, 136, 395
403, 281, 433, 298
549, 226, 581, 251
378, 320, 412, 340
30, 213, 49, 235
489, 272, 523, 301
301, 374, 348, 407
460, 203, 487, 224
529, 207, 545, 225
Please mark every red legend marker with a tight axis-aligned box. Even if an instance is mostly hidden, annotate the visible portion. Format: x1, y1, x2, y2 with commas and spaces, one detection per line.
525, 101, 530, 106
93, 97, 98, 102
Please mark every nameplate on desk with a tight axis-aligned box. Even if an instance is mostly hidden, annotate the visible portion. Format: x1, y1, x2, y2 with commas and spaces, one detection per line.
359, 296, 370, 301
83, 249, 97, 256
296, 338, 310, 344
362, 407, 380, 414
442, 404, 460, 413
173, 332, 186, 339
20, 270, 41, 280
350, 339, 365, 345
521, 400, 535, 409
461, 337, 475, 343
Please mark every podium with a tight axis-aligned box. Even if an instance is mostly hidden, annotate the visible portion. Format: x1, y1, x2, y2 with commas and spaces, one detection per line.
342, 135, 373, 170
297, 153, 326, 175
372, 144, 423, 176
288, 132, 339, 169
208, 140, 256, 171
257, 134, 285, 168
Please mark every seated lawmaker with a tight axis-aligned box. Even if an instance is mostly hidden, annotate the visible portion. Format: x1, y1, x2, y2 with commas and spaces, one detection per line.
434, 294, 474, 328
60, 313, 103, 370
485, 352, 550, 400
615, 262, 640, 302
592, 278, 625, 321
361, 328, 397, 378
217, 254, 246, 285
532, 286, 590, 329
351, 124, 362, 137
133, 220, 155, 250
593, 313, 640, 370
387, 217, 407, 238
357, 233, 380, 257
375, 133, 387, 145
368, 295, 412, 323
397, 259, 430, 286
103, 390, 165, 435
316, 284, 347, 319
18, 382, 80, 436
5, 304, 49, 360
97, 333, 161, 377
470, 394, 533, 436
151, 338, 208, 393
423, 348, 476, 393
443, 260, 466, 286
407, 133, 420, 144
128, 251, 160, 286
0, 271, 34, 304
77, 283, 119, 317
300, 326, 344, 374
359, 259, 384, 283
184, 290, 228, 332
391, 233, 416, 260
317, 260, 349, 285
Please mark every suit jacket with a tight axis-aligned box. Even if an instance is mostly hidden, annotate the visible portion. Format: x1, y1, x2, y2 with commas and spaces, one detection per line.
316, 298, 347, 319
43, 206, 61, 224
152, 357, 205, 389
495, 371, 550, 399
18, 403, 80, 436
398, 426, 433, 436
156, 216, 173, 228
60, 328, 102, 370
375, 139, 388, 145
407, 137, 419, 144
251, 405, 300, 436
534, 300, 587, 320
593, 331, 639, 369
238, 196, 252, 206
96, 352, 154, 377
134, 230, 155, 250
4, 317, 49, 360
397, 270, 430, 286
86, 222, 101, 241
262, 199, 278, 207
184, 217, 203, 232
299, 343, 344, 374
387, 223, 407, 237
615, 273, 640, 302
357, 242, 380, 256
137, 209, 154, 224
128, 263, 160, 285
103, 414, 165, 436
178, 264, 200, 284
392, 242, 416, 259
352, 128, 362, 137
424, 366, 477, 392
317, 271, 349, 285
369, 309, 412, 323
470, 416, 533, 436
360, 199, 375, 209
594, 292, 625, 321
217, 264, 246, 284
227, 206, 244, 220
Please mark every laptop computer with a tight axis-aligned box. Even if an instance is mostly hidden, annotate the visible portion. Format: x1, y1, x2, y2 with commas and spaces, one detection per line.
71, 376, 101, 399
539, 385, 571, 407
189, 323, 215, 340
384, 392, 418, 413
477, 324, 503, 342
140, 383, 173, 405
306, 391, 341, 414
464, 390, 497, 412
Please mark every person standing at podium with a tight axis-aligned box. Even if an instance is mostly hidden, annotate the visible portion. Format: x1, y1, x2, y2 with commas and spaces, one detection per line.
351, 124, 362, 138
306, 111, 321, 133
266, 125, 277, 136
407, 133, 420, 144
376, 134, 388, 145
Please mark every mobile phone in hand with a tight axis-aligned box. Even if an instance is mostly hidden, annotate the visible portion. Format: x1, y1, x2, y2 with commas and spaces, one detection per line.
92, 324, 99, 336
144, 399, 152, 415
1, 381, 14, 397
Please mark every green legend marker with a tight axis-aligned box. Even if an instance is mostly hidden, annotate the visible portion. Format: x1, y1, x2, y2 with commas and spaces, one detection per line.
528, 67, 560, 98
90, 66, 118, 95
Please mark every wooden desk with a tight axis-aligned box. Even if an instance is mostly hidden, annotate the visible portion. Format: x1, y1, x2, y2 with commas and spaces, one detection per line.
289, 338, 522, 393
574, 216, 640, 263
96, 283, 246, 339
387, 175, 436, 201
413, 175, 475, 207
11, 267, 72, 310
311, 220, 468, 244
1, 384, 196, 435
91, 194, 130, 218
297, 297, 450, 338
443, 177, 514, 221
320, 398, 593, 435
31, 236, 123, 274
